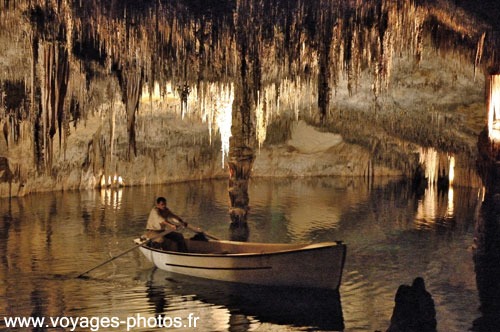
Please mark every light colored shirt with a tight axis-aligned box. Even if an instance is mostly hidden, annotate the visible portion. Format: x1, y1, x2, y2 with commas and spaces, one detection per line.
146, 207, 167, 231
146, 206, 181, 231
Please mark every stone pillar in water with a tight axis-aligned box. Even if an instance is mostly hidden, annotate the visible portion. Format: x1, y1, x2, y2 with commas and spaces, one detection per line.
227, 89, 255, 242
226, 0, 260, 242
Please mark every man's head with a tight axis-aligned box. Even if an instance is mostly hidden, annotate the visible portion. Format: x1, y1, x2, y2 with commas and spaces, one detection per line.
156, 197, 167, 210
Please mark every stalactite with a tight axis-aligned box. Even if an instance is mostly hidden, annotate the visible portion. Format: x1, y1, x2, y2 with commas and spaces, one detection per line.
31, 34, 43, 169
40, 42, 69, 171
52, 0, 497, 132
317, 0, 333, 122
55, 48, 70, 149
2, 121, 8, 148
0, 0, 499, 187
475, 32, 486, 81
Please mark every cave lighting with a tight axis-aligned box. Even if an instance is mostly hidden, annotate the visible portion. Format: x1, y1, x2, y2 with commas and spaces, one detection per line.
198, 83, 234, 167
140, 81, 234, 168
214, 84, 234, 168
419, 148, 438, 185
256, 90, 267, 149
448, 155, 455, 185
99, 175, 124, 188
140, 82, 161, 102
416, 182, 437, 225
488, 74, 500, 142
141, 82, 175, 102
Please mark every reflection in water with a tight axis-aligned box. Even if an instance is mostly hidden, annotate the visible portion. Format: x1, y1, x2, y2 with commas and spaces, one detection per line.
0, 200, 12, 267
138, 269, 344, 332
145, 271, 167, 317
415, 185, 456, 230
0, 178, 482, 331
30, 288, 46, 332
229, 222, 249, 242
447, 187, 454, 217
100, 188, 123, 211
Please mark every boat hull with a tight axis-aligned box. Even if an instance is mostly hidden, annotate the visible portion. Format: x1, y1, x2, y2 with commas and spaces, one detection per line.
138, 240, 346, 289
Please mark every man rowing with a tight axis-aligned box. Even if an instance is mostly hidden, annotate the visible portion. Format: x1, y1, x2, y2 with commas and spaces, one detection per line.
145, 197, 188, 252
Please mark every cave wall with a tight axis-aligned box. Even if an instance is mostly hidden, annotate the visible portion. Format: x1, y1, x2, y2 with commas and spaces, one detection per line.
0, 95, 227, 197
0, 0, 498, 197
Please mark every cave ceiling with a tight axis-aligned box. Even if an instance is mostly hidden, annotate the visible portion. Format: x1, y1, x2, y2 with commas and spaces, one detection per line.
0, 0, 499, 173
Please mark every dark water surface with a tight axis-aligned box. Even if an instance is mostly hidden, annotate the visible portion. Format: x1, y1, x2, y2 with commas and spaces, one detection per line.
0, 178, 483, 331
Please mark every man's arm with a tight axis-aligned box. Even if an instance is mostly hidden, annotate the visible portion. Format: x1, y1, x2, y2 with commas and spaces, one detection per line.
160, 219, 178, 230
162, 208, 188, 227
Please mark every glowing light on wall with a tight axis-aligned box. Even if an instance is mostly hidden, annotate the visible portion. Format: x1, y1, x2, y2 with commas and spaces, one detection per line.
140, 81, 234, 167
100, 174, 124, 188
419, 147, 438, 185
189, 83, 234, 167
139, 78, 315, 167
213, 84, 234, 168
141, 82, 161, 102
140, 82, 175, 102
488, 75, 500, 142
419, 148, 455, 186
256, 90, 268, 149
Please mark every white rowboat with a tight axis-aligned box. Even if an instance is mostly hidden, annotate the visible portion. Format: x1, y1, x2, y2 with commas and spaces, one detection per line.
135, 238, 346, 289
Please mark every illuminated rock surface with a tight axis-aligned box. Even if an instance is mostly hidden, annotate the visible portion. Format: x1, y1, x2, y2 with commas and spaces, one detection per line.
0, 0, 498, 197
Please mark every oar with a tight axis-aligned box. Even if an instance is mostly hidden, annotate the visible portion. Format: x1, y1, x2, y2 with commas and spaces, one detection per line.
76, 230, 169, 278
184, 223, 220, 241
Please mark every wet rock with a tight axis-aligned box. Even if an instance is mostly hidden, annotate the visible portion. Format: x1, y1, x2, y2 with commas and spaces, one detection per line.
473, 128, 500, 332
386, 277, 437, 332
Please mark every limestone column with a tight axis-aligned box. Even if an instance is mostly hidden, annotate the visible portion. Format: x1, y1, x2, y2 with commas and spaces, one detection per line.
227, 0, 259, 241
228, 80, 255, 242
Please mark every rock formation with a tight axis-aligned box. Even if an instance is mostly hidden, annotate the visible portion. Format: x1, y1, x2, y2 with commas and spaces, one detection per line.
0, 0, 498, 198
386, 277, 437, 332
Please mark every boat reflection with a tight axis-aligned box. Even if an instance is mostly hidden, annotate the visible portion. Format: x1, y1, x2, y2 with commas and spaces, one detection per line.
140, 269, 344, 331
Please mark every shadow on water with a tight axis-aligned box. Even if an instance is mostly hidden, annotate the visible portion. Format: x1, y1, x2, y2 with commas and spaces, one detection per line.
139, 268, 344, 331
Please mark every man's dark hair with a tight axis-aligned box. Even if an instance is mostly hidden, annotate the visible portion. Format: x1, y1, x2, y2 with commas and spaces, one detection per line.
157, 197, 167, 204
